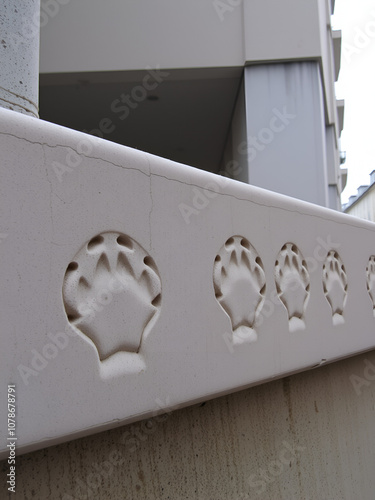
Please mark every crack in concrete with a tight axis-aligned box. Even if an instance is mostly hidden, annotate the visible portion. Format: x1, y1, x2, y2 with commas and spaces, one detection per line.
1, 129, 375, 233
147, 156, 153, 251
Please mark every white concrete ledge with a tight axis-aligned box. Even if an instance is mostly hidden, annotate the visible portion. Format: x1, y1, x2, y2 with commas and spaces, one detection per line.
332, 30, 342, 82
336, 99, 345, 136
1, 108, 375, 457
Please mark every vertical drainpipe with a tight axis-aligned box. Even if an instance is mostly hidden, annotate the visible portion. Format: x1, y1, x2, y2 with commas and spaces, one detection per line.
0, 0, 40, 117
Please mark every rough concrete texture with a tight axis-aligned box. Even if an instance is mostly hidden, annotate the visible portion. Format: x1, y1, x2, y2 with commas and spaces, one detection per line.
2, 350, 375, 500
0, 0, 40, 116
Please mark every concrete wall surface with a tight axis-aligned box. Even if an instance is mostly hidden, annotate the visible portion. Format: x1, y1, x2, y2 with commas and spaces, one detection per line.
243, 62, 329, 205
0, 0, 40, 116
39, 0, 244, 73
2, 350, 375, 500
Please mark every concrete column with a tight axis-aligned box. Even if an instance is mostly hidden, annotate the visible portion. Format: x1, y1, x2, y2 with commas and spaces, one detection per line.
218, 79, 249, 183
0, 0, 40, 117
326, 124, 341, 210
243, 62, 329, 207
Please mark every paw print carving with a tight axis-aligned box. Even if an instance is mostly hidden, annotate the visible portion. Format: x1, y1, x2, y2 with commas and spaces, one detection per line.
366, 256, 375, 316
275, 243, 310, 332
322, 250, 347, 325
63, 232, 161, 361
213, 236, 266, 344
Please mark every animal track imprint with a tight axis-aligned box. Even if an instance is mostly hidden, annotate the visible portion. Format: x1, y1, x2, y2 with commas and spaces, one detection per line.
366, 256, 375, 316
213, 236, 266, 344
323, 250, 347, 325
63, 232, 161, 360
275, 243, 310, 332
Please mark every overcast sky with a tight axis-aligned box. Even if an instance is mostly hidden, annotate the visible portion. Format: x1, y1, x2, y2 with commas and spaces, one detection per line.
331, 0, 375, 204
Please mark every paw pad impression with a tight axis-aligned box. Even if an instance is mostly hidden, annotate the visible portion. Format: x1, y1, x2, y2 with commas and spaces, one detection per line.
322, 250, 347, 325
213, 236, 266, 344
366, 256, 375, 316
275, 243, 310, 332
63, 232, 161, 361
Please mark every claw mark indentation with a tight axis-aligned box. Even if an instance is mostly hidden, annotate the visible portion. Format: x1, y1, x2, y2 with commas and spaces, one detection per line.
213, 235, 266, 344
63, 232, 161, 361
366, 256, 375, 316
322, 250, 347, 325
275, 243, 310, 332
